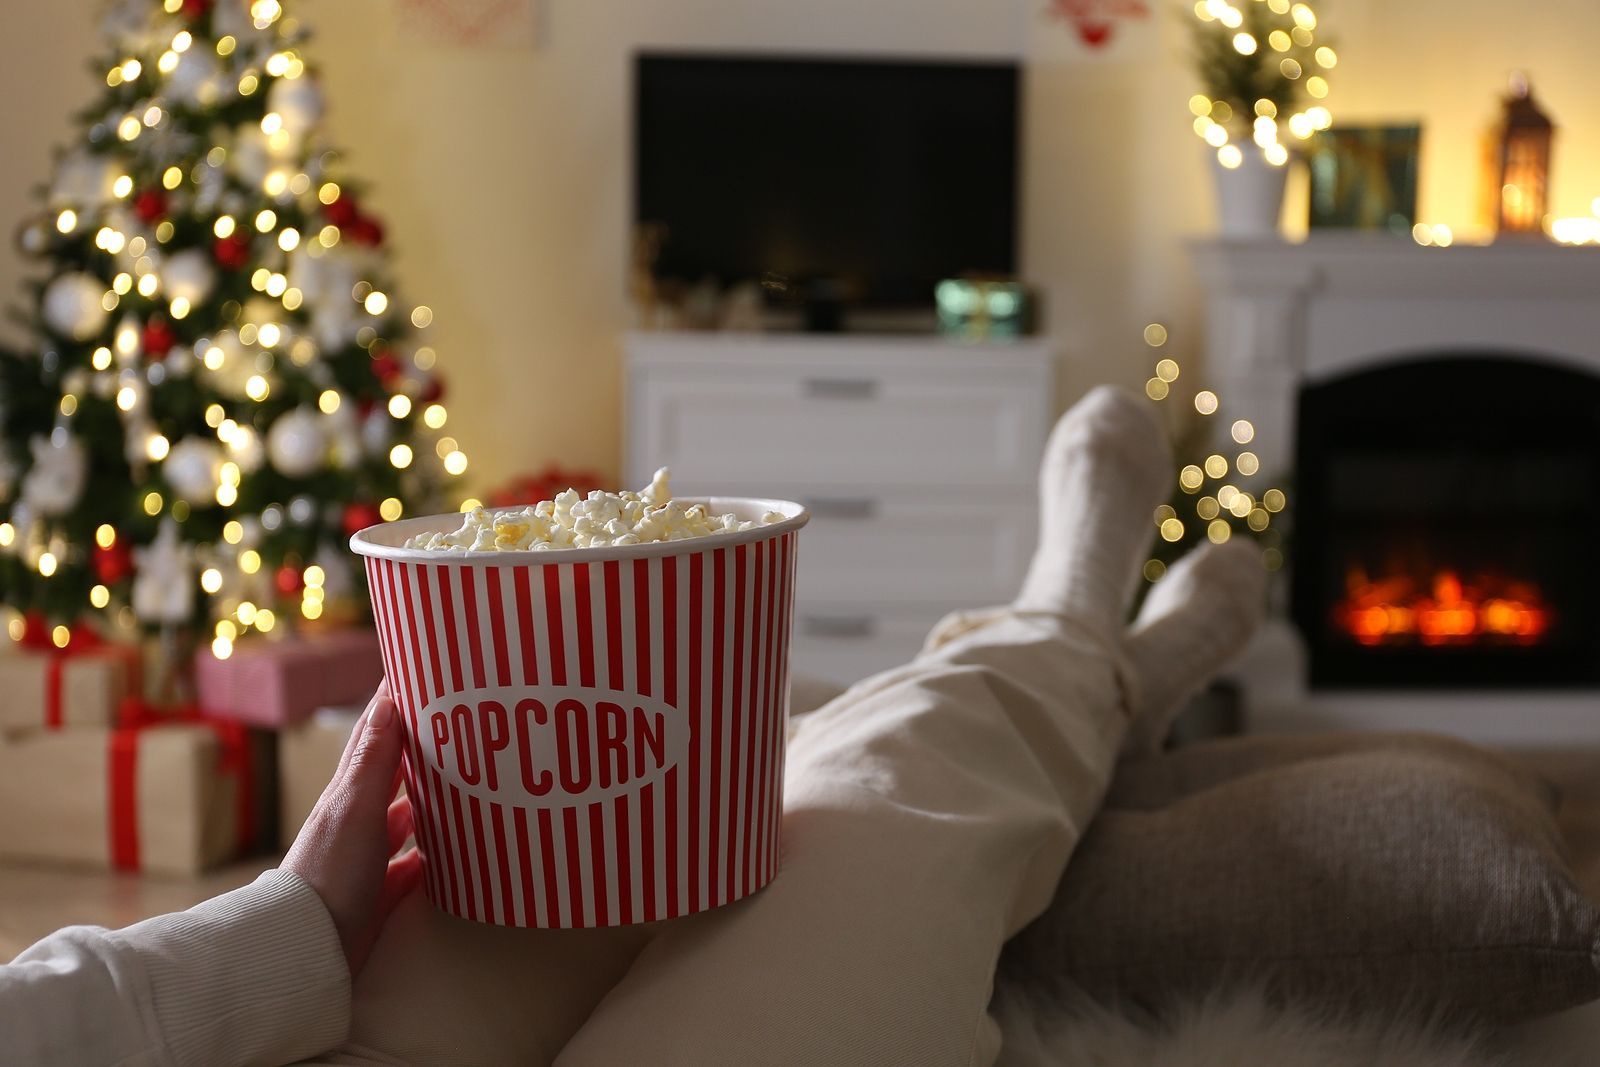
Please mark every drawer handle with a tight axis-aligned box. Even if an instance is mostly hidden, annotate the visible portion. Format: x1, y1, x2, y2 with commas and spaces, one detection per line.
803, 497, 877, 521
804, 377, 879, 400
802, 615, 877, 639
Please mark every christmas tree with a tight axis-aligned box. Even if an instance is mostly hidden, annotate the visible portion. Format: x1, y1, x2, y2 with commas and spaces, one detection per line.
0, 0, 468, 658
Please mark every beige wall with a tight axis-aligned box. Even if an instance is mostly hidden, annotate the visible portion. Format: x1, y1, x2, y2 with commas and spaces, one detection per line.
5, 1, 1600, 493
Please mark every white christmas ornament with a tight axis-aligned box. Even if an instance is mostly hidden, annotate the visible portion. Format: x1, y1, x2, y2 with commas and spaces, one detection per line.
199, 333, 255, 399
267, 408, 327, 477
20, 434, 88, 516
360, 408, 392, 458
311, 544, 355, 600
325, 404, 363, 468
42, 273, 110, 341
133, 520, 194, 624
163, 437, 224, 500
165, 47, 220, 106
50, 151, 117, 209
267, 77, 325, 136
227, 424, 266, 472
229, 127, 274, 186
162, 250, 217, 305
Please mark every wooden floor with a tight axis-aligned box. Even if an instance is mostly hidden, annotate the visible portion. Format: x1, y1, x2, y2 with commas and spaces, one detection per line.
3, 751, 1598, 961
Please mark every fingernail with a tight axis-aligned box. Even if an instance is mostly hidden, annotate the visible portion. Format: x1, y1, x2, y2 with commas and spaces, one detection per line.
372, 698, 393, 729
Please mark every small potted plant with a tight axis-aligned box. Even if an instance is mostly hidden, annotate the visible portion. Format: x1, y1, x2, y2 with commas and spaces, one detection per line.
1188, 0, 1336, 236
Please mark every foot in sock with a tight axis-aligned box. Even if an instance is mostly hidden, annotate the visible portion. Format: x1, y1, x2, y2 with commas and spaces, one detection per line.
1122, 539, 1267, 754
1013, 386, 1173, 638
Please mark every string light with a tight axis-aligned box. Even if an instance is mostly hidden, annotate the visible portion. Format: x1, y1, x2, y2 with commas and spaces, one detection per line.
212, 635, 233, 660
214, 215, 236, 238
90, 585, 111, 609
388, 395, 412, 419
364, 291, 389, 316
200, 568, 223, 594
318, 389, 342, 414
1189, 0, 1329, 164
240, 549, 261, 574
443, 451, 469, 476
0, 523, 16, 547
146, 433, 170, 461
423, 404, 447, 429
223, 520, 244, 544
38, 552, 58, 577
380, 497, 403, 521
255, 608, 276, 632
52, 625, 71, 649
390, 444, 414, 469
143, 491, 163, 515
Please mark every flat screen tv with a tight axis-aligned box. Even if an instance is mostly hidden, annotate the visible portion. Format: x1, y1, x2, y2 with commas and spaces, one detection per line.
634, 52, 1019, 322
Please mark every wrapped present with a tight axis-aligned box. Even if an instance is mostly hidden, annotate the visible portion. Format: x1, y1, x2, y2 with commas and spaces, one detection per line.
279, 705, 361, 849
194, 628, 384, 729
0, 641, 141, 734
0, 709, 274, 876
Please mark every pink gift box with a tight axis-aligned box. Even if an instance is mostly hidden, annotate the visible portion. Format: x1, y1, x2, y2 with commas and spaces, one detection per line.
194, 630, 384, 729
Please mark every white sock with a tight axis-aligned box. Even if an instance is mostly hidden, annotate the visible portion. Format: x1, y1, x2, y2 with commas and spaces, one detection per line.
1122, 539, 1267, 754
1014, 386, 1172, 638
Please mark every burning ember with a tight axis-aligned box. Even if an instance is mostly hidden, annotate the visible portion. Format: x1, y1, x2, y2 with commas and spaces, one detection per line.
1334, 568, 1552, 647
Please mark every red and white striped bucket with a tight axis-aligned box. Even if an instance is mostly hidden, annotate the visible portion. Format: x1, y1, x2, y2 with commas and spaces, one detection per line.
350, 499, 806, 928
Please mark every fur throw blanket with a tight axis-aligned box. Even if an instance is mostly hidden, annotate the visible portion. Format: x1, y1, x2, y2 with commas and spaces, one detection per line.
992, 979, 1600, 1067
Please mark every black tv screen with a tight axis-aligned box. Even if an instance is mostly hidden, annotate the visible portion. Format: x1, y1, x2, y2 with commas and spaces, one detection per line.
634, 52, 1019, 310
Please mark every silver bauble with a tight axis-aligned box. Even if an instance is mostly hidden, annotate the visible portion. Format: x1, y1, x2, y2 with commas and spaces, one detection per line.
42, 273, 110, 341
266, 408, 327, 478
163, 437, 224, 500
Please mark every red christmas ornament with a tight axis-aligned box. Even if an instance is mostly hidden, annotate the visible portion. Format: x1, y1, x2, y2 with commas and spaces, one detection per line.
134, 189, 168, 224
348, 215, 385, 247
94, 541, 135, 584
274, 564, 304, 596
370, 348, 402, 384
142, 318, 176, 360
181, 0, 212, 17
418, 376, 446, 404
213, 232, 251, 270
342, 501, 383, 537
323, 194, 359, 228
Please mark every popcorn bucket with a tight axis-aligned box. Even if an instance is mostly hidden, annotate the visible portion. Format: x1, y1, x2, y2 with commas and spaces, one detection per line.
350, 499, 807, 928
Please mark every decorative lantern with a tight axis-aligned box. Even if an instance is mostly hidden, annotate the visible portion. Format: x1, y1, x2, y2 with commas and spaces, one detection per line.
1495, 73, 1555, 238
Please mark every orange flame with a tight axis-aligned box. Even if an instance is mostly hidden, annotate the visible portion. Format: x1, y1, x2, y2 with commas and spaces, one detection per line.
1334, 568, 1551, 647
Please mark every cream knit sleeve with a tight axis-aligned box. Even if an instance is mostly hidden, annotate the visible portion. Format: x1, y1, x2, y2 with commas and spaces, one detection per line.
2, 868, 350, 1067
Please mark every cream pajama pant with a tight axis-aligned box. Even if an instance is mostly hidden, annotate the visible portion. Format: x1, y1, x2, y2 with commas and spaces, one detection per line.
331, 605, 1130, 1067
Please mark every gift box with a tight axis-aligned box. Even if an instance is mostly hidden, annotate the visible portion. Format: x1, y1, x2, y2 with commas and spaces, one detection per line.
279, 705, 361, 849
0, 643, 141, 734
0, 713, 275, 876
194, 629, 384, 729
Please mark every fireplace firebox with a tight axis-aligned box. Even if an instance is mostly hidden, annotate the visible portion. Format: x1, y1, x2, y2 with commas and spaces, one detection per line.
1292, 355, 1600, 689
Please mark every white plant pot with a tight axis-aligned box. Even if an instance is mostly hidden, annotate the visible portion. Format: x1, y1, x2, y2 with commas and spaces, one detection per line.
1210, 150, 1289, 238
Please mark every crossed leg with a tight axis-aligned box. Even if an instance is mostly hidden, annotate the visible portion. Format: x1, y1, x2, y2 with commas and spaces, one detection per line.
555, 388, 1263, 1066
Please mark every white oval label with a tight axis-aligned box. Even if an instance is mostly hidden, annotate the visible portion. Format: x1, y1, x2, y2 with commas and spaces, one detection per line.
416, 685, 688, 807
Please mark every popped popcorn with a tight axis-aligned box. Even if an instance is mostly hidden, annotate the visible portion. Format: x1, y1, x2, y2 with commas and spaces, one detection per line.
404, 468, 786, 552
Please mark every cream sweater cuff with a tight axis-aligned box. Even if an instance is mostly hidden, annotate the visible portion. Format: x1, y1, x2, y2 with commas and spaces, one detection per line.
108, 868, 351, 1067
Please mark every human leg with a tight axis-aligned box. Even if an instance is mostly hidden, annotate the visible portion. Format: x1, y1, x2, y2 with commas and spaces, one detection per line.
556, 389, 1177, 1066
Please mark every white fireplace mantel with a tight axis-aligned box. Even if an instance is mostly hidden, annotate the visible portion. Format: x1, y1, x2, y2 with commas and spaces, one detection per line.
1193, 234, 1600, 746
1193, 234, 1600, 477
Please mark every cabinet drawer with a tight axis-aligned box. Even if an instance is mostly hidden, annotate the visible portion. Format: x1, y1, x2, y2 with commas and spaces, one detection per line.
785, 494, 1033, 605
788, 607, 948, 688
630, 367, 1046, 490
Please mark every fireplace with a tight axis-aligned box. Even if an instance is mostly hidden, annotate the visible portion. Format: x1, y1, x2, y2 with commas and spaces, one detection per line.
1194, 238, 1600, 742
1291, 355, 1600, 689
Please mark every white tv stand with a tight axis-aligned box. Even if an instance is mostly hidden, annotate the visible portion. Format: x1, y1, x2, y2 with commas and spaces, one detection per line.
625, 331, 1055, 686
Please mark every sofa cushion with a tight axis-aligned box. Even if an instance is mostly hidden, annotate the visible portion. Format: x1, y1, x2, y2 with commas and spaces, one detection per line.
1005, 733, 1600, 1024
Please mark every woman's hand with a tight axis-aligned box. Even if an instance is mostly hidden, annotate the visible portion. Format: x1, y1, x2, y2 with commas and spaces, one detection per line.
282, 683, 424, 976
